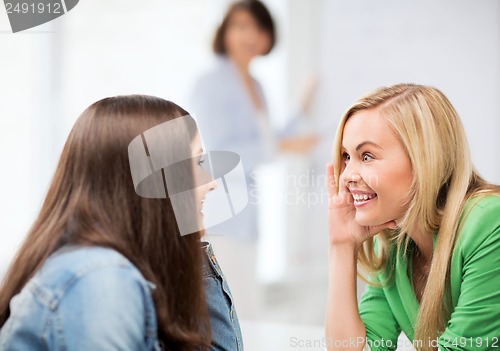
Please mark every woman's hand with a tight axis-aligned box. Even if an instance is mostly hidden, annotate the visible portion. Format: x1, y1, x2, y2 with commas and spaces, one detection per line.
326, 163, 396, 248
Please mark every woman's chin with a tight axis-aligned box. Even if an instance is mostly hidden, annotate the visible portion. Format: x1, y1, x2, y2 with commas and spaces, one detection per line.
355, 214, 397, 232
354, 213, 380, 227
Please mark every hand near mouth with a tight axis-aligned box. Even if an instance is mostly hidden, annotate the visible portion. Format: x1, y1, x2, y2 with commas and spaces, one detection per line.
326, 163, 396, 248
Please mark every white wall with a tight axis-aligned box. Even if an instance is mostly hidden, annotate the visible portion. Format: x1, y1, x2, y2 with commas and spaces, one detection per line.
0, 13, 56, 277
316, 0, 500, 183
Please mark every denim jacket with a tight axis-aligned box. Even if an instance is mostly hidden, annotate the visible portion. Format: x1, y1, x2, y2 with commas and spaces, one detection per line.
0, 243, 243, 351
201, 241, 243, 351
0, 246, 162, 350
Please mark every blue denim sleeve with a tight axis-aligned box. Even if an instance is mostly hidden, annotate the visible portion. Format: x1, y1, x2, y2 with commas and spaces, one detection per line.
56, 265, 155, 350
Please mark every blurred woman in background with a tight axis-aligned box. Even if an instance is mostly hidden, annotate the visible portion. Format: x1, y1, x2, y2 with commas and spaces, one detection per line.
189, 0, 317, 319
190, 0, 317, 239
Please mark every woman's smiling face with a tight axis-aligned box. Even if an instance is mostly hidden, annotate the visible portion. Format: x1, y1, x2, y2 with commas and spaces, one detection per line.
340, 108, 413, 226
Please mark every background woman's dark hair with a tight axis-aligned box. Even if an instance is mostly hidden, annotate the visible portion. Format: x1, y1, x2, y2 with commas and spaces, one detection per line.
213, 0, 276, 55
0, 95, 210, 350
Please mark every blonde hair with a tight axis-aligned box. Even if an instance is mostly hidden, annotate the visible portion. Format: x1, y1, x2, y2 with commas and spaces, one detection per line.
332, 83, 500, 350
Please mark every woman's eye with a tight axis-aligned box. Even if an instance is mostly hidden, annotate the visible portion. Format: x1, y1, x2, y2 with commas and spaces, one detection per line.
194, 156, 205, 167
362, 153, 374, 162
341, 152, 350, 162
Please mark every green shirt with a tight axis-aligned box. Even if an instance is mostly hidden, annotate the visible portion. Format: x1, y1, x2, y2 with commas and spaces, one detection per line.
359, 195, 500, 351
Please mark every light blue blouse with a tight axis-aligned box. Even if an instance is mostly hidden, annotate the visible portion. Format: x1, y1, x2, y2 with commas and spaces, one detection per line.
188, 56, 299, 239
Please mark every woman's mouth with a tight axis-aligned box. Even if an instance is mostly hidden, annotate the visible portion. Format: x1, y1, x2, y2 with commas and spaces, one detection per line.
352, 193, 377, 207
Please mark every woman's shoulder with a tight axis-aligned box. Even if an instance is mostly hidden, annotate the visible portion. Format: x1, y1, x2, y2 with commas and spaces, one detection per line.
193, 56, 235, 87
8, 247, 159, 349
456, 194, 500, 253
462, 194, 500, 227
40, 245, 138, 277
32, 246, 153, 308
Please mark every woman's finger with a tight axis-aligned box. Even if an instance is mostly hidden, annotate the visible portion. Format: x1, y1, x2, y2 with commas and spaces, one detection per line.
338, 172, 350, 195
326, 163, 338, 197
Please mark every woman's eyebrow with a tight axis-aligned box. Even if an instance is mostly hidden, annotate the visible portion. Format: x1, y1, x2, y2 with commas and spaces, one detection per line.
356, 141, 382, 151
341, 141, 383, 151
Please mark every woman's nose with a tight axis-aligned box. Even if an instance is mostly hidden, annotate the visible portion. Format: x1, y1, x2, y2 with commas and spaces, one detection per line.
208, 178, 218, 192
340, 162, 363, 187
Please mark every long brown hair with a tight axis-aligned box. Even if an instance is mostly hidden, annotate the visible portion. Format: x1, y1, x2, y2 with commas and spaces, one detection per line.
0, 95, 210, 350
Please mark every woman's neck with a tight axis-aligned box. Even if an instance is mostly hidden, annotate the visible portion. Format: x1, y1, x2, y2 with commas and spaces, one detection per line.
228, 55, 251, 76
227, 55, 265, 112
408, 228, 434, 262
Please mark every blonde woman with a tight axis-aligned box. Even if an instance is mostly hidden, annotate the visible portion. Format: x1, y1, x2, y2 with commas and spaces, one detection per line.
325, 84, 500, 351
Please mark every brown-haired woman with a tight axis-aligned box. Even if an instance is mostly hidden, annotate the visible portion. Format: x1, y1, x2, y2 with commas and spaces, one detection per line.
0, 95, 243, 350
